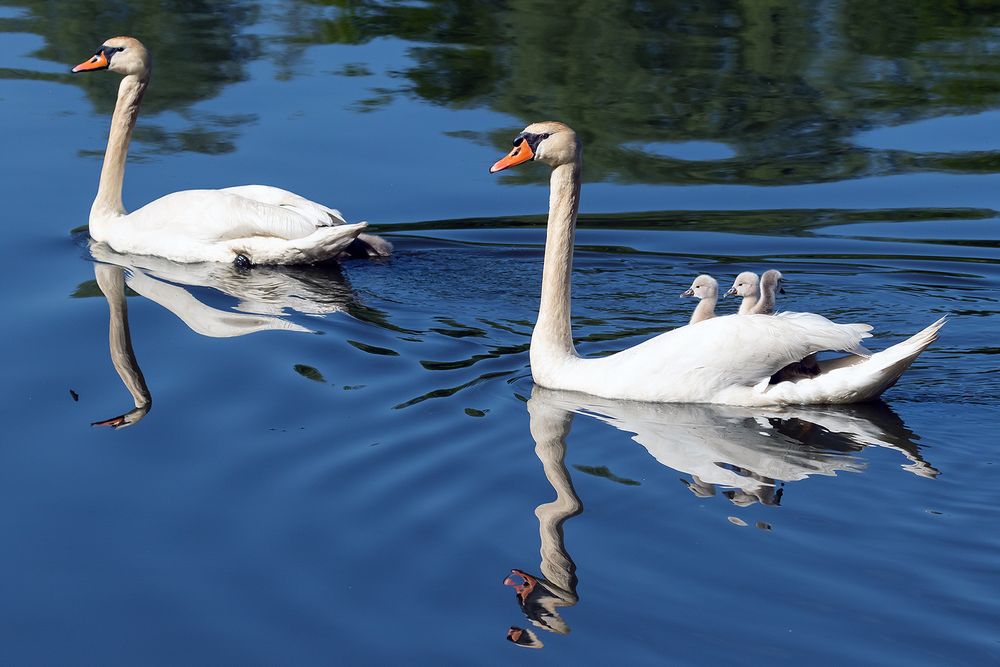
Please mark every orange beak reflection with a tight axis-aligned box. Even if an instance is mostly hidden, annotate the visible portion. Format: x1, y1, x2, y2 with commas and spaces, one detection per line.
72, 51, 109, 73
490, 139, 534, 173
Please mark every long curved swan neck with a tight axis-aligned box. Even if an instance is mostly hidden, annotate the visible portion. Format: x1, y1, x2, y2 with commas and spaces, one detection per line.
738, 293, 758, 315
93, 74, 147, 219
752, 287, 775, 315
690, 297, 717, 324
752, 270, 782, 315
533, 161, 582, 363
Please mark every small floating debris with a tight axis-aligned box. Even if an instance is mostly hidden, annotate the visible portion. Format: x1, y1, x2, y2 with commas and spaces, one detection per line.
293, 364, 325, 383
348, 340, 400, 356
573, 464, 641, 486
507, 626, 542, 649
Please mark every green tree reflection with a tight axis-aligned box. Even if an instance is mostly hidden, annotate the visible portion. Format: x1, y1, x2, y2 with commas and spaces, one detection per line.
294, 0, 1000, 185
1, 0, 261, 154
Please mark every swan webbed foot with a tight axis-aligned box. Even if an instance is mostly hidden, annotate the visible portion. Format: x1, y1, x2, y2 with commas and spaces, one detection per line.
503, 569, 538, 602
769, 355, 823, 384
507, 626, 543, 648
234, 253, 253, 271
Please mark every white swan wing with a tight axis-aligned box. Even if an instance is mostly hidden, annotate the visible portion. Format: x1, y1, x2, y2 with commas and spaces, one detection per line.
762, 316, 947, 405
126, 189, 338, 241
102, 189, 368, 264
632, 313, 867, 378
775, 311, 872, 356
564, 314, 875, 404
220, 185, 349, 226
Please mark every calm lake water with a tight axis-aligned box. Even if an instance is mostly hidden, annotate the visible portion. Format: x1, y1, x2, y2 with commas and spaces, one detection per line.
2, 1, 999, 664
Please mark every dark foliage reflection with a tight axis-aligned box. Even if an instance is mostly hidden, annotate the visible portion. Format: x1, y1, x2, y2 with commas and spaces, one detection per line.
11, 0, 1000, 179
292, 0, 1000, 185
4, 0, 260, 154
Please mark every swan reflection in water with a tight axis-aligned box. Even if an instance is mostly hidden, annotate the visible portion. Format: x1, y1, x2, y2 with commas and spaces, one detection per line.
89, 243, 359, 427
505, 386, 936, 648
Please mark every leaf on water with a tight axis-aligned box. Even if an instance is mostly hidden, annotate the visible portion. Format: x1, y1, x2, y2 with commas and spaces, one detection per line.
70, 280, 138, 298
332, 63, 372, 77
294, 364, 326, 383
573, 464, 641, 486
348, 340, 400, 356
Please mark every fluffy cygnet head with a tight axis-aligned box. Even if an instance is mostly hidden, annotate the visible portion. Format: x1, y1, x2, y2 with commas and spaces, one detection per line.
726, 271, 759, 298
681, 274, 718, 300
760, 269, 785, 295
727, 271, 760, 315
681, 274, 718, 324
751, 269, 785, 315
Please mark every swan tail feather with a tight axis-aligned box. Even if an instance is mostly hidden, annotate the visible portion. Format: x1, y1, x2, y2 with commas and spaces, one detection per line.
844, 324, 873, 358
775, 312, 872, 358
765, 317, 946, 405
343, 232, 393, 258
233, 222, 368, 265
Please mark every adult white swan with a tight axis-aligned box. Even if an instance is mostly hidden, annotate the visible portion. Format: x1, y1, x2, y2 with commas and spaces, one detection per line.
72, 36, 390, 265
489, 121, 945, 406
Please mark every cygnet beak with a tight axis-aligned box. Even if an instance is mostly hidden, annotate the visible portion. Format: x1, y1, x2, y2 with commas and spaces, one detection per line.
680, 288, 694, 298
724, 287, 737, 297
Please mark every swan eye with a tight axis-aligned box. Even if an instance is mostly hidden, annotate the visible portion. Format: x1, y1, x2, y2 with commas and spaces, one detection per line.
117, 47, 125, 52
515, 132, 549, 152
540, 133, 550, 140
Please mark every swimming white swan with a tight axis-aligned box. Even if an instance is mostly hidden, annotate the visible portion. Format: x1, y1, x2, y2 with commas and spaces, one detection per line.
680, 274, 718, 324
489, 121, 945, 406
72, 36, 390, 265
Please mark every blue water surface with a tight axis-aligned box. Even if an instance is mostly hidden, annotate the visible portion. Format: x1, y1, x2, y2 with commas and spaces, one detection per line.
1, 2, 998, 664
